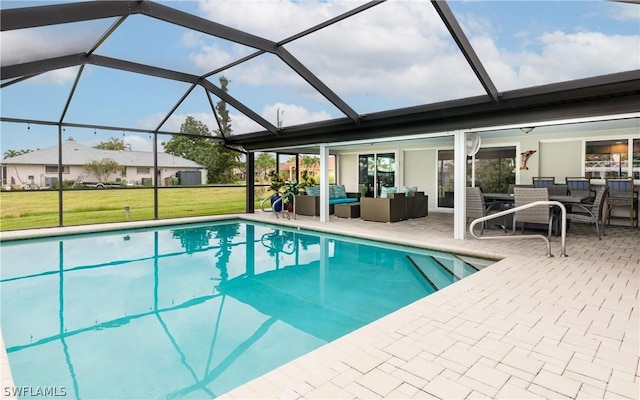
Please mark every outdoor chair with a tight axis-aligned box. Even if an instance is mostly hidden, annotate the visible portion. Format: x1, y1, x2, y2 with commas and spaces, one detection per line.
360, 192, 407, 223
406, 191, 428, 218
466, 187, 506, 234
547, 184, 569, 196
513, 187, 556, 239
566, 185, 608, 240
605, 177, 638, 228
566, 177, 592, 199
532, 177, 555, 188
507, 184, 533, 194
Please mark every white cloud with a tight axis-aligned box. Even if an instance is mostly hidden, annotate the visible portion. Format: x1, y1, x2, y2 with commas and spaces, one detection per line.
1, 28, 92, 85
190, 0, 639, 105
30, 67, 79, 86
123, 135, 155, 152
608, 2, 640, 21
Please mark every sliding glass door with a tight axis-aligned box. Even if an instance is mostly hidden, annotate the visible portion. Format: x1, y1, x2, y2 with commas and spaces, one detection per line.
437, 146, 516, 208
358, 153, 396, 197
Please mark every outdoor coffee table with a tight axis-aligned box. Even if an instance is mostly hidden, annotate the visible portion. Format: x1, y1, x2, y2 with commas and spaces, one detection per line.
335, 202, 360, 218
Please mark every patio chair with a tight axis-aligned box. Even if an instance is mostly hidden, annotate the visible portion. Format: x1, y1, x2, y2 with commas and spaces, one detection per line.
360, 192, 407, 222
507, 184, 532, 194
605, 177, 638, 228
466, 187, 506, 234
532, 177, 555, 188
566, 185, 608, 240
406, 190, 428, 218
513, 187, 556, 239
566, 177, 592, 199
547, 184, 569, 196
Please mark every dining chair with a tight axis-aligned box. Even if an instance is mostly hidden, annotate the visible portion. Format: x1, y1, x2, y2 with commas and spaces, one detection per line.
466, 187, 506, 234
513, 187, 556, 239
566, 185, 608, 239
566, 177, 592, 199
532, 177, 555, 188
605, 177, 638, 228
547, 184, 569, 196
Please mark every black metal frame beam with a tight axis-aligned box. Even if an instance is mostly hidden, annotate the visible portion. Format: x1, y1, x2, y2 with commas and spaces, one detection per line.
1, 0, 361, 124
228, 71, 640, 149
431, 0, 499, 104
0, 1, 142, 30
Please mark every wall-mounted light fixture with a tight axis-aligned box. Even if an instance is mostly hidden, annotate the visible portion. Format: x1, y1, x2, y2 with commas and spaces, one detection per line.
520, 127, 535, 134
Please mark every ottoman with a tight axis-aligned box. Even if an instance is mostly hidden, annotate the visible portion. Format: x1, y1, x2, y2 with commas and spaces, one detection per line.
335, 202, 360, 218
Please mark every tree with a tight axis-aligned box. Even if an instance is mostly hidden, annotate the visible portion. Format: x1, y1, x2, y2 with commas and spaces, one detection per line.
162, 76, 243, 184
3, 149, 32, 159
255, 152, 276, 183
83, 158, 123, 183
300, 154, 320, 175
95, 137, 130, 151
213, 76, 243, 183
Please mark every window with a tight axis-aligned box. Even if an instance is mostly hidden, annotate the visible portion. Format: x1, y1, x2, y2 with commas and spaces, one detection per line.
437, 150, 455, 207
137, 167, 150, 175
45, 165, 70, 174
469, 146, 516, 193
438, 146, 516, 208
585, 139, 629, 179
633, 138, 639, 180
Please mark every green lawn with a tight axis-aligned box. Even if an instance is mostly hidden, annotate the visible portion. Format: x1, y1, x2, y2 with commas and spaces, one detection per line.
0, 186, 271, 231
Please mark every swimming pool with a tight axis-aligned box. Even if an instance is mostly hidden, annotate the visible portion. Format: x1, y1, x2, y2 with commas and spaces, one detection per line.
1, 220, 493, 399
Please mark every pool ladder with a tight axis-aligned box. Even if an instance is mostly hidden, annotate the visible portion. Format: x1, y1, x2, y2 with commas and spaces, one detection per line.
469, 200, 567, 257
260, 191, 296, 220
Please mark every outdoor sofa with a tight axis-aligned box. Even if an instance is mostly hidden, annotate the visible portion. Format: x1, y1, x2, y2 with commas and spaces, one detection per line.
295, 184, 360, 216
360, 188, 428, 223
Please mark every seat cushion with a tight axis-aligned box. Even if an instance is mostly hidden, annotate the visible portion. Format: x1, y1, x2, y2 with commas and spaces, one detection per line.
329, 197, 359, 205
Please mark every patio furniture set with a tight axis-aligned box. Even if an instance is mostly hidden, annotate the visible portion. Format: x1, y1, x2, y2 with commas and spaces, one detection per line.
295, 185, 428, 223
474, 176, 637, 240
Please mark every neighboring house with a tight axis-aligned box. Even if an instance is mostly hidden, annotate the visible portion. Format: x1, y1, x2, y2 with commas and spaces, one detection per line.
1, 140, 207, 188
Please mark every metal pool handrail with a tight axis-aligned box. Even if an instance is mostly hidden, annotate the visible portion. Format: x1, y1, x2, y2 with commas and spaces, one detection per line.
259, 192, 296, 219
469, 200, 567, 257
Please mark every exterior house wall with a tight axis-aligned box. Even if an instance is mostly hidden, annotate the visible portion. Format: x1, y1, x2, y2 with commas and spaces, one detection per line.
337, 153, 358, 192
403, 149, 437, 209
335, 126, 638, 212
539, 140, 582, 182
4, 164, 206, 188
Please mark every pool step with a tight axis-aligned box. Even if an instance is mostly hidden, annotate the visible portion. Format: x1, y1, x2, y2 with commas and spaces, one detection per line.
406, 255, 479, 290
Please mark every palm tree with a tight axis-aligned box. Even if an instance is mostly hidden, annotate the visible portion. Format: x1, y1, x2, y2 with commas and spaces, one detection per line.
3, 149, 32, 159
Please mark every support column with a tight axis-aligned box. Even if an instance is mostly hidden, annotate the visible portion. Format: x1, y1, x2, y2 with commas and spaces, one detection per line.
246, 151, 255, 213
319, 144, 330, 222
453, 131, 467, 240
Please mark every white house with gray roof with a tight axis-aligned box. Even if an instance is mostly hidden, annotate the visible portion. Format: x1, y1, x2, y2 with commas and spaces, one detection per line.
1, 139, 206, 189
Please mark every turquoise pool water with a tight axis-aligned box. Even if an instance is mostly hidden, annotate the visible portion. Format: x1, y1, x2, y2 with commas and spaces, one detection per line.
1, 221, 492, 399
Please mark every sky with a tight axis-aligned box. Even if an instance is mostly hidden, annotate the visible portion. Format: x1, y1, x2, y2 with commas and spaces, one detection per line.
1, 0, 639, 155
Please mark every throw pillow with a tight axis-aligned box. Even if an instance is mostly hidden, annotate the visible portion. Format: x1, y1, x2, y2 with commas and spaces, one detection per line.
305, 186, 320, 196
402, 186, 418, 194
333, 185, 347, 198
380, 186, 397, 199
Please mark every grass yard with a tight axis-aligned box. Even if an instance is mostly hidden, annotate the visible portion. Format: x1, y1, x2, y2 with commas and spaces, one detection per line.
0, 186, 266, 232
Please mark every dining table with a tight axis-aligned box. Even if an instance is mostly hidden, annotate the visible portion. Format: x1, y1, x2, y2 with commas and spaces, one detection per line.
482, 192, 593, 234
482, 193, 592, 204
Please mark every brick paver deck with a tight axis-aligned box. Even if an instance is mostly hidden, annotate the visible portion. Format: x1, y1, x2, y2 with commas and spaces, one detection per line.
222, 212, 639, 399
